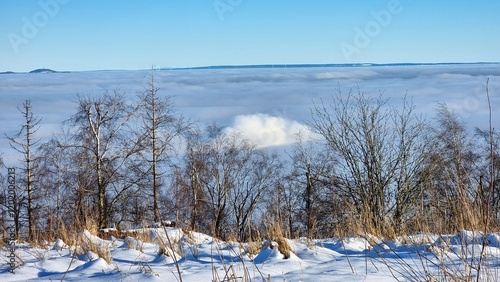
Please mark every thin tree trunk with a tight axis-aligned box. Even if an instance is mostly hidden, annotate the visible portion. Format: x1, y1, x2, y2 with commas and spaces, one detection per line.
25, 104, 34, 241
150, 69, 161, 223
305, 164, 313, 239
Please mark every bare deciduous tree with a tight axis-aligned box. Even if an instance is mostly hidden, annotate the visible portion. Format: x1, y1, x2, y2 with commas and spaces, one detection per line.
34, 139, 68, 239
285, 135, 337, 239
68, 90, 141, 229
422, 104, 480, 231
310, 88, 427, 236
177, 124, 282, 240
229, 144, 282, 241
475, 128, 500, 224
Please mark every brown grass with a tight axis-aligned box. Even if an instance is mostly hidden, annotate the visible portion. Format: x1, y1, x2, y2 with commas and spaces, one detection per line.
243, 241, 262, 258
76, 231, 112, 264
266, 223, 293, 259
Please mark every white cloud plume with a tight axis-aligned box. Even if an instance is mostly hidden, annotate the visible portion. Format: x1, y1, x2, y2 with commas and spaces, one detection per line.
224, 113, 315, 148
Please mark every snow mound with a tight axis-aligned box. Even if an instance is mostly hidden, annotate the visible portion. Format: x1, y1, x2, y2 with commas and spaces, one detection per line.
487, 233, 500, 247
335, 237, 372, 252
148, 227, 184, 244
81, 230, 113, 246
253, 240, 299, 264
70, 257, 113, 274
122, 236, 141, 250
436, 230, 486, 246
77, 251, 100, 262
52, 238, 66, 251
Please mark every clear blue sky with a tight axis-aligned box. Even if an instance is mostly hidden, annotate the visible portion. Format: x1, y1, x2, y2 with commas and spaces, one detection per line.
1, 0, 499, 72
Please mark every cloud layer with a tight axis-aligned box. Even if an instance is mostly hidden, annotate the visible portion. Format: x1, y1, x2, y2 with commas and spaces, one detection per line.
1, 64, 499, 164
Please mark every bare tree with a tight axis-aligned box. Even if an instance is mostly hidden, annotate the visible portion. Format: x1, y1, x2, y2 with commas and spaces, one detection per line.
310, 88, 427, 236
68, 90, 141, 229
178, 124, 282, 240
138, 68, 185, 223
475, 128, 500, 224
0, 158, 26, 241
169, 127, 211, 232
33, 139, 65, 239
423, 104, 480, 231
228, 144, 282, 241
5, 99, 41, 241
287, 137, 338, 239
184, 128, 208, 231
199, 124, 235, 239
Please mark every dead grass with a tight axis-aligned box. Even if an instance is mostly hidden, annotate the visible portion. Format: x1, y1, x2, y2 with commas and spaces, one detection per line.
266, 223, 293, 259
76, 231, 112, 264
243, 241, 261, 258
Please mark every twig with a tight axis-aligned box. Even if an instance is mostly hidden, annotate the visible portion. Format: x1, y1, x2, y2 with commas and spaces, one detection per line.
60, 250, 77, 281
477, 77, 492, 282
162, 227, 183, 282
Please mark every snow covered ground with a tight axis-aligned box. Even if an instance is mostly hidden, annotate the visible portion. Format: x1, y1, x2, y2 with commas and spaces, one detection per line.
2, 228, 500, 281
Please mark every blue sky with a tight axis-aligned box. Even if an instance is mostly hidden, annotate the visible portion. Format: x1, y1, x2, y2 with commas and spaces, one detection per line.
1, 0, 499, 72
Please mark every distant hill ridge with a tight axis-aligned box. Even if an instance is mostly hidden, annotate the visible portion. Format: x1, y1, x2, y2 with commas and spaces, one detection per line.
164, 62, 500, 70
1, 62, 499, 74
29, 68, 57, 73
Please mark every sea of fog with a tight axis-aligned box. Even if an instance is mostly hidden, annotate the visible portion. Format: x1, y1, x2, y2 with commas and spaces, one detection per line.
1, 64, 499, 166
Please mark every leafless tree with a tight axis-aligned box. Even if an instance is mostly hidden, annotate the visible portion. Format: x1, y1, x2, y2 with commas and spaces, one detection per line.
67, 90, 141, 229
475, 128, 500, 224
310, 88, 428, 236
5, 99, 41, 241
0, 164, 28, 241
422, 104, 481, 231
284, 135, 337, 239
169, 126, 211, 232
33, 139, 67, 239
184, 127, 208, 231
199, 124, 236, 239
137, 68, 185, 223
177, 124, 282, 240
229, 144, 282, 241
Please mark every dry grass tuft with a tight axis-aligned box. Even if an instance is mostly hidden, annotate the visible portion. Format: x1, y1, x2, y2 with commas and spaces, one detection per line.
124, 236, 145, 252
266, 223, 293, 259
135, 228, 153, 243
77, 231, 112, 264
243, 241, 262, 258
276, 237, 292, 259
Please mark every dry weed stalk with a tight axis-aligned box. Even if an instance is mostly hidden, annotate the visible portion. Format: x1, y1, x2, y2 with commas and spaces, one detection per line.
153, 226, 183, 282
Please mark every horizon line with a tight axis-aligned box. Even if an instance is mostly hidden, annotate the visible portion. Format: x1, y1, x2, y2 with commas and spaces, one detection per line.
3, 61, 500, 73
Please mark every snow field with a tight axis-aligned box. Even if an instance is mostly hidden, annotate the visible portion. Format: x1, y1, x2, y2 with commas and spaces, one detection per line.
3, 228, 500, 281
